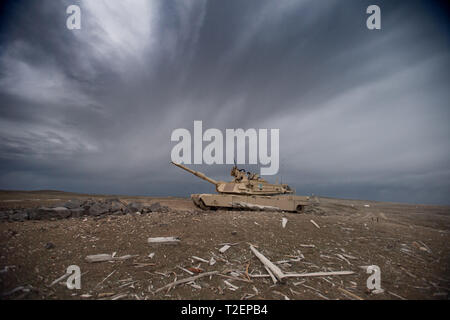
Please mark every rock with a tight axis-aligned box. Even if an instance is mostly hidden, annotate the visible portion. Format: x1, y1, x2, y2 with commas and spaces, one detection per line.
109, 200, 126, 212
36, 207, 71, 219
62, 199, 84, 209
45, 242, 55, 249
69, 208, 86, 218
148, 202, 169, 213
87, 202, 110, 216
127, 201, 144, 213
9, 212, 28, 222
231, 231, 237, 236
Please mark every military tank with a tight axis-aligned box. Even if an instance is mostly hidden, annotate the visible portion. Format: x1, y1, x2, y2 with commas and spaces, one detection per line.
171, 162, 310, 213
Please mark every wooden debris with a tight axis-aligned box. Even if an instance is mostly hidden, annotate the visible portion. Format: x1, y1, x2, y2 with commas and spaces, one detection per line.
272, 290, 290, 300
283, 270, 355, 278
282, 217, 288, 228
94, 270, 116, 289
192, 256, 209, 263
133, 263, 156, 268
338, 287, 364, 300
387, 291, 406, 300
147, 237, 180, 245
98, 292, 115, 298
187, 267, 203, 274
85, 254, 138, 263
218, 274, 253, 283
111, 293, 128, 300
154, 271, 218, 293
177, 266, 194, 275
336, 254, 351, 265
219, 245, 231, 254
264, 266, 278, 284
250, 245, 286, 282
49, 273, 70, 287
1, 286, 31, 297
341, 253, 357, 260
300, 244, 315, 248
310, 219, 320, 229
224, 280, 239, 291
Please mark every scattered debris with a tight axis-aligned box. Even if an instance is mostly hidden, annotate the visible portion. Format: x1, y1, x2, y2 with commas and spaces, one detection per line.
94, 270, 116, 289
154, 271, 218, 293
192, 256, 209, 263
310, 219, 320, 229
281, 217, 288, 228
338, 287, 364, 300
177, 266, 194, 275
283, 270, 355, 278
272, 290, 290, 300
49, 272, 71, 287
250, 245, 286, 283
45, 242, 55, 250
85, 254, 138, 263
219, 245, 231, 254
147, 237, 180, 245
223, 280, 239, 291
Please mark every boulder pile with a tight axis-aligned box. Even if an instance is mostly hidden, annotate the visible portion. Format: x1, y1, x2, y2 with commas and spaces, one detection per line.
0, 198, 169, 222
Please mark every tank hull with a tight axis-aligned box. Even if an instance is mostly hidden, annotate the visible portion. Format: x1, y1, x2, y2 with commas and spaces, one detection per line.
191, 194, 310, 213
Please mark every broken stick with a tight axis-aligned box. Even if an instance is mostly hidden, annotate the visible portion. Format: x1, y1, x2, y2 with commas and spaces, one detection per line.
250, 245, 286, 282
154, 271, 218, 293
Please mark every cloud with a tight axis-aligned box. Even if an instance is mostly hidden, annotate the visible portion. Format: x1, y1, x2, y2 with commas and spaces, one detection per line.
0, 0, 449, 204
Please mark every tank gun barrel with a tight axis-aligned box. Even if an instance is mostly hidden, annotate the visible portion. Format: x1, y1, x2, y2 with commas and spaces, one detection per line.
171, 162, 219, 185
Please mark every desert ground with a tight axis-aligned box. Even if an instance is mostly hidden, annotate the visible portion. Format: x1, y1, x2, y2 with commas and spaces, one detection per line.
0, 190, 449, 300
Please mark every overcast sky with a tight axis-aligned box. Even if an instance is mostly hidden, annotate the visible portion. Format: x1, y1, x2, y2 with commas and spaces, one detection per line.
0, 0, 449, 204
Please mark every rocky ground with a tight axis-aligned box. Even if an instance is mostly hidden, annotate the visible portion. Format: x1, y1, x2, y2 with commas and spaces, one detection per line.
0, 190, 449, 300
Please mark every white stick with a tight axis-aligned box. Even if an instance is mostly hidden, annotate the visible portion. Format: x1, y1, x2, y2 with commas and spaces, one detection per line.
264, 266, 278, 284
219, 245, 231, 254
147, 237, 180, 245
283, 270, 354, 278
192, 256, 209, 263
49, 273, 70, 287
281, 218, 288, 228
250, 245, 286, 282
310, 219, 320, 229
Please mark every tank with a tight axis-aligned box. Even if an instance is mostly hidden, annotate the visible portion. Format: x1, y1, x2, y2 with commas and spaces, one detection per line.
171, 161, 310, 213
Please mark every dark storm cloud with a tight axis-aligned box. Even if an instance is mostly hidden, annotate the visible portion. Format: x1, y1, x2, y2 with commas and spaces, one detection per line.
0, 0, 449, 204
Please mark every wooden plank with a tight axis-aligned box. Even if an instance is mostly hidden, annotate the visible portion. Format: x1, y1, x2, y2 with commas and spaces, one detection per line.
147, 237, 180, 245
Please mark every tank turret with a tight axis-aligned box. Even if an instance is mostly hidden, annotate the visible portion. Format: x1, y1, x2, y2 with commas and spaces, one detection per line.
171, 162, 293, 196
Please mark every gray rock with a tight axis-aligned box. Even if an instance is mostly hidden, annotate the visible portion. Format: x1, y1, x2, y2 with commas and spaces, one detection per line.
9, 212, 28, 222
69, 208, 86, 218
127, 201, 144, 213
36, 207, 71, 219
87, 202, 110, 216
148, 202, 169, 213
62, 199, 83, 209
45, 242, 55, 249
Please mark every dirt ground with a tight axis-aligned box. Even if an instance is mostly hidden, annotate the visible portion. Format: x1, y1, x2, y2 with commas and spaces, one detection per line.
0, 190, 449, 300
